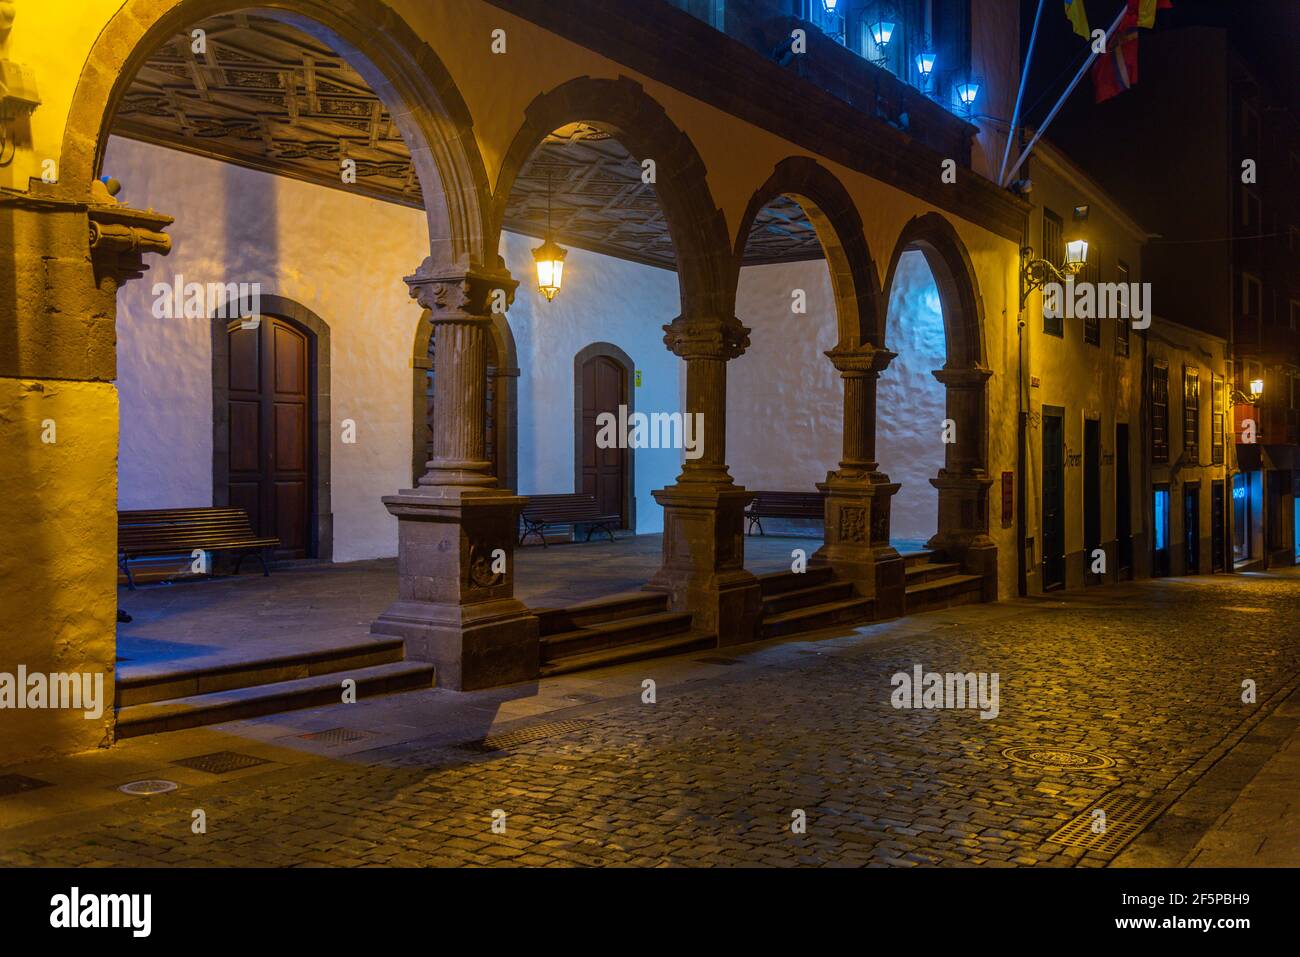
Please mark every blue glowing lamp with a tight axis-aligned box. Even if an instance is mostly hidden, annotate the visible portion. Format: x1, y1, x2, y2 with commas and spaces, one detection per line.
870, 18, 896, 47
915, 50, 937, 78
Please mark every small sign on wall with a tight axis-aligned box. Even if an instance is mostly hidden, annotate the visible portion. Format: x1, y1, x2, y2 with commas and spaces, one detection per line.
1001, 471, 1014, 529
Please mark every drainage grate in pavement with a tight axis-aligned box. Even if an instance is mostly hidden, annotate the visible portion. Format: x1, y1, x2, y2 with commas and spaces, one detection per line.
695, 656, 742, 666
458, 719, 588, 753
0, 773, 52, 797
118, 779, 179, 796
1001, 746, 1116, 772
172, 751, 271, 774
1047, 795, 1167, 855
296, 728, 373, 745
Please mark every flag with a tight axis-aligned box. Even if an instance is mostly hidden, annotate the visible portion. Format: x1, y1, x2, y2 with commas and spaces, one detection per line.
1064, 0, 1090, 40
1091, 10, 1139, 102
1129, 0, 1173, 29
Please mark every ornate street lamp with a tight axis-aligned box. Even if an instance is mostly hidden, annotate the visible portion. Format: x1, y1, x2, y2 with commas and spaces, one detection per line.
1019, 239, 1088, 308
532, 171, 567, 303
955, 79, 980, 114
869, 17, 896, 47
821, 0, 839, 11
915, 49, 937, 83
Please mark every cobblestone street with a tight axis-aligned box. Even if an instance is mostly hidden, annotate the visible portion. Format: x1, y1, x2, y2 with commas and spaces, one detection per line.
2, 570, 1298, 867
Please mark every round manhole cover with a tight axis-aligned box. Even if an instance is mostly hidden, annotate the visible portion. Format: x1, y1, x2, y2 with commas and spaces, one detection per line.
117, 779, 179, 796
1001, 747, 1115, 771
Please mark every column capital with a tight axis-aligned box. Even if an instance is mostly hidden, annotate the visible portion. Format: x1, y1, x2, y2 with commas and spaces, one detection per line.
931, 364, 993, 388
825, 342, 897, 377
405, 258, 518, 319
87, 196, 173, 285
662, 315, 751, 361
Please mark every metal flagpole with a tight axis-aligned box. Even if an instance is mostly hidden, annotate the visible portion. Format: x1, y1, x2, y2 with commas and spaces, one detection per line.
1002, 3, 1128, 187
998, 0, 1047, 187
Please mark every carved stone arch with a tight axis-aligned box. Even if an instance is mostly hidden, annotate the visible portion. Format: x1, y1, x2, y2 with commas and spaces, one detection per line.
732, 156, 883, 349
211, 294, 332, 560
58, 0, 491, 273
411, 309, 519, 490
491, 76, 733, 318
573, 341, 637, 532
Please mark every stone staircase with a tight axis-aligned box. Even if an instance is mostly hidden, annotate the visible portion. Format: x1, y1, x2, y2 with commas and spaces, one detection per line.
115, 636, 433, 738
535, 592, 714, 677
757, 566, 875, 639
902, 550, 984, 614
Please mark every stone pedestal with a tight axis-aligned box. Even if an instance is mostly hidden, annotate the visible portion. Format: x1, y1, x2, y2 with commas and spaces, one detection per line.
928, 469, 998, 599
812, 473, 905, 618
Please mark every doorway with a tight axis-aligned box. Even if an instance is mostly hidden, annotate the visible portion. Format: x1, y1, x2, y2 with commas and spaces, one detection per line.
1041, 407, 1065, 591
1116, 423, 1132, 577
576, 347, 633, 529
226, 316, 314, 558
1084, 418, 1101, 583
1211, 480, 1225, 572
1153, 485, 1171, 577
1183, 483, 1201, 574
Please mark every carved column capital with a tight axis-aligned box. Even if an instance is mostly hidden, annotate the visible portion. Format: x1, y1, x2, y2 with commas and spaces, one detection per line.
662, 315, 751, 361
404, 258, 518, 320
931, 364, 993, 389
87, 201, 172, 285
825, 342, 897, 378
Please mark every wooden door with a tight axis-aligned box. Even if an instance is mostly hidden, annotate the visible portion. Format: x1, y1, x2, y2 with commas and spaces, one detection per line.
1184, 483, 1200, 574
580, 355, 627, 525
1041, 409, 1065, 591
227, 316, 312, 558
1083, 418, 1101, 581
1116, 424, 1132, 575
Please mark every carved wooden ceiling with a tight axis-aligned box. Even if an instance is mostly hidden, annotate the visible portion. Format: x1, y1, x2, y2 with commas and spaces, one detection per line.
110, 13, 823, 270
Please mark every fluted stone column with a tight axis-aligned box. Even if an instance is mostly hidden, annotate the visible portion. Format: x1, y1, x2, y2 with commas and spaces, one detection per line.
813, 344, 905, 617
929, 364, 997, 599
370, 259, 538, 689
647, 316, 761, 646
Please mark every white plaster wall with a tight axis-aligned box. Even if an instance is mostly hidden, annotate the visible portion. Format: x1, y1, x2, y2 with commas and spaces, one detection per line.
108, 137, 684, 559
500, 231, 684, 533
728, 260, 842, 489
879, 250, 947, 543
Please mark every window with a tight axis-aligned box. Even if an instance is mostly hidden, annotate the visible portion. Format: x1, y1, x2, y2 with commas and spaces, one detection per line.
1239, 186, 1261, 231
1242, 273, 1262, 319
1115, 260, 1130, 357
1043, 208, 1063, 336
1183, 366, 1200, 462
1152, 362, 1169, 463
1212, 373, 1224, 465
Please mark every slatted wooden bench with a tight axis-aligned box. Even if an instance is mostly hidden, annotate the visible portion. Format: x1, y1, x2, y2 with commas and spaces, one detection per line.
745, 490, 826, 536
518, 493, 621, 547
118, 507, 280, 589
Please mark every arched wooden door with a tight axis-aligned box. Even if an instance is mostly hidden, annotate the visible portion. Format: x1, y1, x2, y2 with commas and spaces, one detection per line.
227, 316, 313, 558
579, 355, 628, 526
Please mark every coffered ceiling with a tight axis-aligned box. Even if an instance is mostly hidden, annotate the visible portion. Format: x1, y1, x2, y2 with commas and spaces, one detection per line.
110, 13, 823, 270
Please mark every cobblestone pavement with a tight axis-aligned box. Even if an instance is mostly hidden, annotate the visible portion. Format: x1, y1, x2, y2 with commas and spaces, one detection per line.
2, 571, 1298, 867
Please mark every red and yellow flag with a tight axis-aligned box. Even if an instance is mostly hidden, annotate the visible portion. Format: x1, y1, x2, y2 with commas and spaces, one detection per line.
1129, 0, 1173, 29
1064, 0, 1090, 40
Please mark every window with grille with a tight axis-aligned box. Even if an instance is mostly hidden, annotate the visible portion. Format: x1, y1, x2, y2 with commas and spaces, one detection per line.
1212, 374, 1224, 465
1152, 363, 1169, 463
1183, 366, 1200, 462
1043, 208, 1063, 337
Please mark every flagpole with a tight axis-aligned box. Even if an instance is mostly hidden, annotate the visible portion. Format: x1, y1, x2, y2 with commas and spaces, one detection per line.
998, 0, 1047, 187
1001, 3, 1128, 187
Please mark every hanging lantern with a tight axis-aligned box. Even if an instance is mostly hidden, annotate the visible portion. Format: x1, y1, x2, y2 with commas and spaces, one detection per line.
532, 170, 568, 302
915, 49, 937, 79
869, 18, 896, 47
956, 80, 980, 108
821, 0, 839, 12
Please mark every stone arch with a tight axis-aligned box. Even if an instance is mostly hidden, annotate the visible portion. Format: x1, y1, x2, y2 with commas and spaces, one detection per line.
490, 76, 733, 318
411, 309, 519, 490
210, 294, 332, 560
881, 212, 993, 562
573, 341, 637, 531
57, 0, 491, 272
731, 156, 883, 348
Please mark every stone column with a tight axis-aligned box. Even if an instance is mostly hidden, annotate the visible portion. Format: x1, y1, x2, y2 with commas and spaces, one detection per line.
929, 365, 997, 598
646, 316, 761, 646
370, 259, 539, 690
813, 344, 905, 617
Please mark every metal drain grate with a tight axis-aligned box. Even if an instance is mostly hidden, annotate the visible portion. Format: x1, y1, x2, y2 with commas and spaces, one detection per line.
459, 719, 588, 753
1001, 746, 1116, 772
296, 728, 372, 745
172, 751, 270, 774
1047, 795, 1167, 854
695, 656, 742, 666
0, 773, 52, 797
118, 779, 179, 796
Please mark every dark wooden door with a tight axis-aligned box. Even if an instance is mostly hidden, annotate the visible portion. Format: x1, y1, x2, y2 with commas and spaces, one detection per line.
1184, 483, 1200, 574
1084, 418, 1101, 581
227, 317, 312, 558
1041, 409, 1065, 591
580, 356, 627, 526
1116, 424, 1132, 576
1211, 480, 1225, 572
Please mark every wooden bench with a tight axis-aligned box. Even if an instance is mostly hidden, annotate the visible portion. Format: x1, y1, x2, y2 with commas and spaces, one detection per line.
745, 490, 826, 536
118, 507, 280, 589
518, 494, 621, 547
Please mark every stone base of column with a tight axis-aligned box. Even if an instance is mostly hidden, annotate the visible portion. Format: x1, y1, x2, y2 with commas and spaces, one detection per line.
645, 484, 761, 647
370, 486, 538, 690
812, 473, 905, 619
927, 470, 997, 599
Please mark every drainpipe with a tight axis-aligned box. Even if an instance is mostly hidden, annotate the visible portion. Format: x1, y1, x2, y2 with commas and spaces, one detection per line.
1016, 212, 1030, 597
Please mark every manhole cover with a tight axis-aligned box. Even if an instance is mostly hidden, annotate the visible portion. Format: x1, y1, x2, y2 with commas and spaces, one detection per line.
563, 692, 601, 704
117, 779, 179, 796
1001, 746, 1115, 772
459, 719, 587, 753
296, 728, 372, 745
1047, 795, 1167, 854
0, 773, 52, 797
172, 751, 271, 774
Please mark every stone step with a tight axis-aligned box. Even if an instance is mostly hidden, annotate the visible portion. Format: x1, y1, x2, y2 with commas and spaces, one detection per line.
539, 631, 715, 678
760, 579, 856, 615
115, 636, 407, 707
755, 565, 835, 596
904, 561, 962, 585
540, 611, 693, 662
116, 660, 434, 738
904, 573, 984, 615
533, 591, 668, 636
759, 596, 875, 640
900, 549, 939, 568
